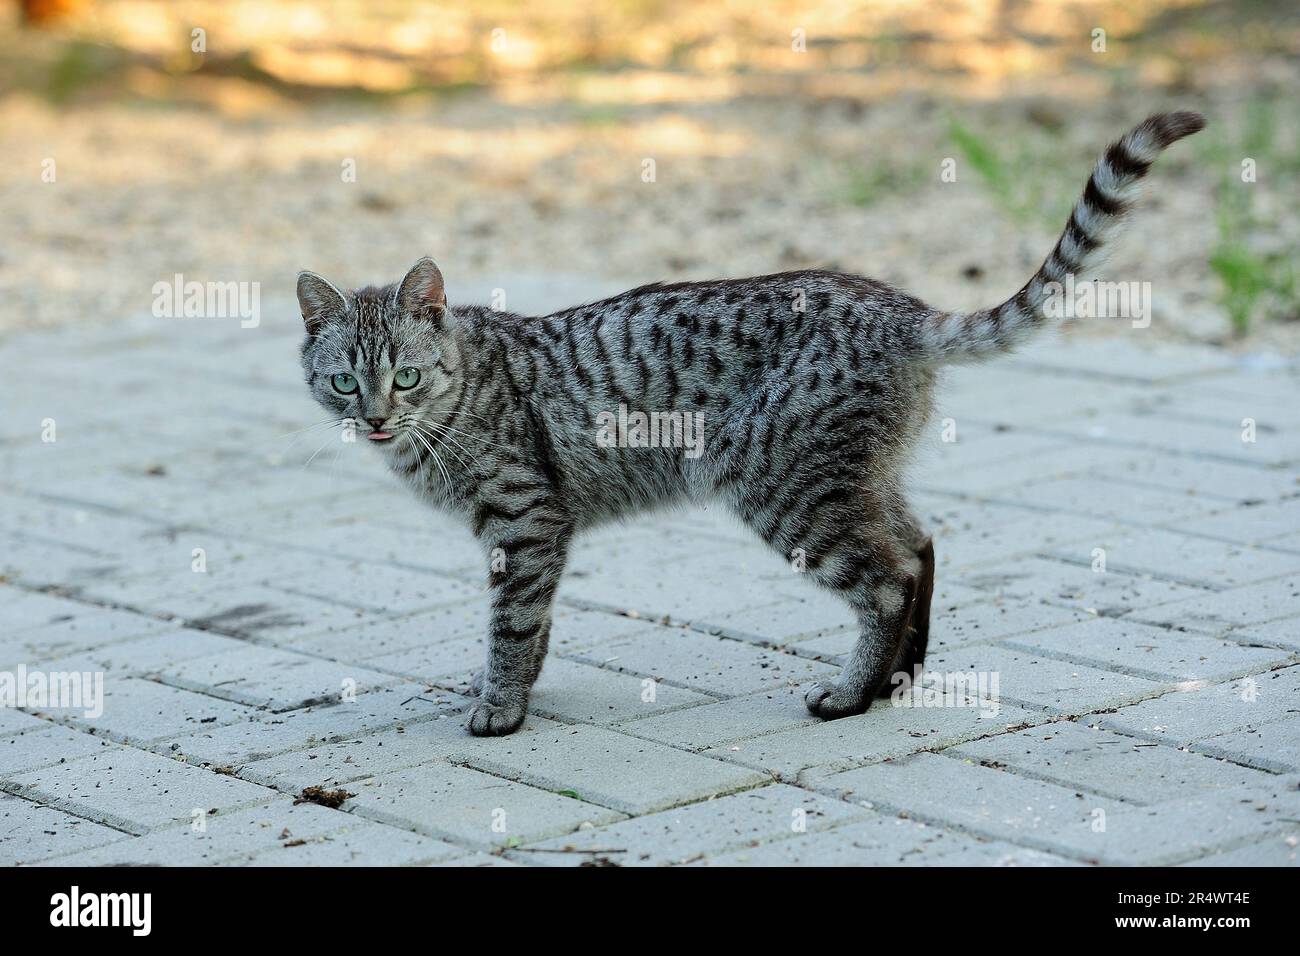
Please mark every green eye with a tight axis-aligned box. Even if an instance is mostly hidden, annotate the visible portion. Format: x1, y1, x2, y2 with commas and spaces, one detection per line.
331, 372, 358, 394
393, 367, 420, 389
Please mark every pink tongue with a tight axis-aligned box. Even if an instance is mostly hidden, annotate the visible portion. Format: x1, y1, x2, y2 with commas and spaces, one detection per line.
367, 431, 393, 441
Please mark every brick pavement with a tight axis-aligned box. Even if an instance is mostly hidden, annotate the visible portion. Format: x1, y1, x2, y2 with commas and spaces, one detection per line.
1, 281, 1298, 866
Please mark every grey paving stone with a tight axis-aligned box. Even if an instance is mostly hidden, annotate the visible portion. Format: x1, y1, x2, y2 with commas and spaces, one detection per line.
0, 709, 49, 737
240, 514, 482, 576
928, 599, 1093, 651
1233, 616, 1300, 653
1131, 573, 1300, 634
459, 722, 768, 815
426, 851, 521, 866
545, 607, 682, 655
956, 556, 1210, 617
950, 721, 1274, 803
925, 645, 1168, 716
0, 723, 116, 776
798, 598, 1088, 661
1000, 617, 1294, 682
1, 588, 115, 630
1134, 377, 1300, 435
814, 752, 1130, 862
1044, 530, 1300, 590
28, 628, 248, 676
1173, 498, 1300, 546
238, 720, 467, 791
37, 799, 351, 866
1001, 475, 1225, 524
237, 821, 463, 866
915, 435, 1107, 499
529, 658, 715, 724
1087, 665, 1300, 745
0, 531, 137, 590
564, 627, 839, 697
1097, 454, 1300, 508
907, 836, 1082, 866
1045, 412, 1293, 467
1088, 778, 1300, 864
1189, 715, 1300, 773
283, 598, 492, 660
929, 514, 1119, 574
0, 793, 127, 865
165, 584, 385, 641
942, 448, 1160, 502
708, 698, 1041, 779
567, 525, 721, 576
364, 634, 485, 684
274, 562, 481, 615
1266, 532, 1300, 554
164, 682, 461, 766
691, 591, 856, 645
52, 675, 261, 745
345, 761, 624, 849
617, 684, 820, 750
235, 712, 598, 793
916, 496, 1049, 538
3, 596, 170, 649
1183, 834, 1300, 866
558, 546, 778, 622
8, 747, 274, 833
697, 815, 1073, 866
1005, 337, 1239, 384
4, 327, 1300, 866
157, 645, 401, 712
513, 783, 866, 866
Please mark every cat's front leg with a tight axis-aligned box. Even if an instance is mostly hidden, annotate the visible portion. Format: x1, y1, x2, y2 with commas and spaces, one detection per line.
465, 522, 572, 736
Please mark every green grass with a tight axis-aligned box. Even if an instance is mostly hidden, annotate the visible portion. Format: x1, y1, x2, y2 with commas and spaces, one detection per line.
46, 40, 122, 104
948, 118, 1015, 209
1201, 97, 1300, 336
837, 159, 925, 207
946, 118, 1073, 229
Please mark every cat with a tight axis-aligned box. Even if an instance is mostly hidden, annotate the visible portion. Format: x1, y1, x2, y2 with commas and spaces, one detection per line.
297, 111, 1205, 736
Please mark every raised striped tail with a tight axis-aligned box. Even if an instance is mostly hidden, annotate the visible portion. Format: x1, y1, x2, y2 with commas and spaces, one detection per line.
915, 110, 1205, 362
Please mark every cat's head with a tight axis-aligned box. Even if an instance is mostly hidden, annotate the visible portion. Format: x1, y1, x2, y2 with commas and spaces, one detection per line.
297, 257, 461, 446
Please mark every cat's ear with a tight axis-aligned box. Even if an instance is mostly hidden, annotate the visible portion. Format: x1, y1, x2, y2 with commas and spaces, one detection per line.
393, 257, 448, 324
297, 271, 348, 336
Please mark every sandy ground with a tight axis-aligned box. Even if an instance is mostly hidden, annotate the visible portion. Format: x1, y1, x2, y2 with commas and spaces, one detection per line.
1, 1, 1297, 350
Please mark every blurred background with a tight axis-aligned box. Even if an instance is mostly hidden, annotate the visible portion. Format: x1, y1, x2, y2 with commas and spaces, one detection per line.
1, 0, 1296, 347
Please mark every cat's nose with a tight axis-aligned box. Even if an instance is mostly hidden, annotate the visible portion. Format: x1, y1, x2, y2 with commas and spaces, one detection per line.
365, 417, 386, 429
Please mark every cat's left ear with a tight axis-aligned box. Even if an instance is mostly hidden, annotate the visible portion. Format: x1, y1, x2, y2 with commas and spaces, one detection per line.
393, 257, 448, 325
297, 271, 349, 336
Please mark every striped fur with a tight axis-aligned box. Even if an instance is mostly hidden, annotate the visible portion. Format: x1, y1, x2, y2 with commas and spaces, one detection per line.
298, 112, 1204, 736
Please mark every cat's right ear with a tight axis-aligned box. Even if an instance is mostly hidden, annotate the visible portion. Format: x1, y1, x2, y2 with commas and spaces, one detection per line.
296, 271, 348, 336
393, 257, 448, 325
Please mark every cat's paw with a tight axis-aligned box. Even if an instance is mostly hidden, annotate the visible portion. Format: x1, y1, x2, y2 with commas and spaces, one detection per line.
465, 697, 527, 736
804, 680, 869, 719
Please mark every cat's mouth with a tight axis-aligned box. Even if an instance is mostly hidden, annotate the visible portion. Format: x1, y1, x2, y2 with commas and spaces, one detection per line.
367, 431, 395, 442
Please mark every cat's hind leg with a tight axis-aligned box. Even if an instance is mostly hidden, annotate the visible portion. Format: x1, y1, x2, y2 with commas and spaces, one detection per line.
802, 531, 920, 719
875, 516, 935, 697
729, 474, 918, 719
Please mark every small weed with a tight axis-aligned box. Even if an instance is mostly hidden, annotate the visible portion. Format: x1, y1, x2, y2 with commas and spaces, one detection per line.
1203, 98, 1299, 335
946, 118, 1072, 228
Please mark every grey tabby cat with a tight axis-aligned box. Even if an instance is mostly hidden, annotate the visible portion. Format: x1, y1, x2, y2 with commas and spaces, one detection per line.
298, 111, 1204, 736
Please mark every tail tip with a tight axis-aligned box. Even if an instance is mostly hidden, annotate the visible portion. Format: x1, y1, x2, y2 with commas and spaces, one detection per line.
1146, 110, 1207, 148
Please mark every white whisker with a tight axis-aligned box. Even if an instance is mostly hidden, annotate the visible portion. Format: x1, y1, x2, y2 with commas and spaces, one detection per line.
408, 418, 472, 471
